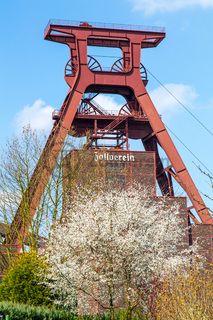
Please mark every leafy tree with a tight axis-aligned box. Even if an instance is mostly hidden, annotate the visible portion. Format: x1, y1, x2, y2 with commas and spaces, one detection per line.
0, 251, 51, 307
0, 126, 104, 251
0, 125, 79, 252
0, 126, 57, 248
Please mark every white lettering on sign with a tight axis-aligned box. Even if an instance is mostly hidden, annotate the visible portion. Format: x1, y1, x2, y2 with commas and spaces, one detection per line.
94, 152, 135, 162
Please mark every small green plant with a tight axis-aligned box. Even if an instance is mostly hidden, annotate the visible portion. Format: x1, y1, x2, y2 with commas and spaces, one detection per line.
0, 251, 51, 307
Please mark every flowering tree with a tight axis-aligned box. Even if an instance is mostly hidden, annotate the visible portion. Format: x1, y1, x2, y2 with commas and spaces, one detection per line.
45, 187, 196, 319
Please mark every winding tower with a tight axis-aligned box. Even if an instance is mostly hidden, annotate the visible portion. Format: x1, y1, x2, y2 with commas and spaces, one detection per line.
1, 20, 212, 263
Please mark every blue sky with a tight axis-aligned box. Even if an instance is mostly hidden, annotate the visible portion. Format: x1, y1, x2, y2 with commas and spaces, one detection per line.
0, 0, 213, 206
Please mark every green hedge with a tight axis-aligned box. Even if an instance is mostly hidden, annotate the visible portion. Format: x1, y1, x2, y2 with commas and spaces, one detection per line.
0, 301, 148, 320
0, 302, 114, 320
0, 301, 74, 320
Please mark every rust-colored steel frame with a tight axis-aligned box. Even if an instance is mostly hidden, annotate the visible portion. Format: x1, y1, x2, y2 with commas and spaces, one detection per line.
7, 20, 212, 249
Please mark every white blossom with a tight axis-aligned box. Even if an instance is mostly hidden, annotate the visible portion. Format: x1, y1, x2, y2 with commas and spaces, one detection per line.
45, 186, 197, 313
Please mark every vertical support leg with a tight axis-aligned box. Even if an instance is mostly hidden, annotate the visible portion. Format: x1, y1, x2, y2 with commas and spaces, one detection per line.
142, 136, 171, 196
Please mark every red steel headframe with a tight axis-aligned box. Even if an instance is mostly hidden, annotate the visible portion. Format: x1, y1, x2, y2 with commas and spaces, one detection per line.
8, 20, 213, 249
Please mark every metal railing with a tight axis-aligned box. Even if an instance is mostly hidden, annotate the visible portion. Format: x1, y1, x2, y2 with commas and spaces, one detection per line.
101, 109, 120, 115
44, 19, 165, 36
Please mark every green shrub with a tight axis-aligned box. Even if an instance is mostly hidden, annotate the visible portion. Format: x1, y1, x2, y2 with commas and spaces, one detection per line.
0, 252, 51, 307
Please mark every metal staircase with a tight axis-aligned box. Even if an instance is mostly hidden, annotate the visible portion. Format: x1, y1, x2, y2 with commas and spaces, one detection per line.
99, 114, 128, 135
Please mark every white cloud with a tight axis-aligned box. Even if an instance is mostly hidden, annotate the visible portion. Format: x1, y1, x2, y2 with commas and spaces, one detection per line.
130, 0, 213, 15
15, 99, 54, 132
149, 83, 198, 115
93, 94, 123, 114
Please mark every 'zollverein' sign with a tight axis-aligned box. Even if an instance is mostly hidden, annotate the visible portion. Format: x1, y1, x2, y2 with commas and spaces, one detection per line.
94, 152, 135, 162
